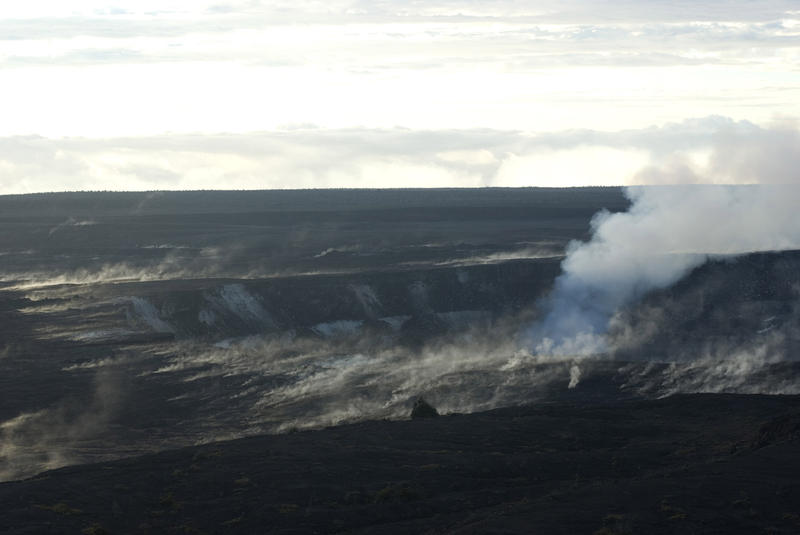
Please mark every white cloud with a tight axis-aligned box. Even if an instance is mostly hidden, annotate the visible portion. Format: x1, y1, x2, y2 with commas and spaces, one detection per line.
0, 1, 798, 139
0, 116, 797, 192
0, 2, 798, 187
493, 147, 649, 187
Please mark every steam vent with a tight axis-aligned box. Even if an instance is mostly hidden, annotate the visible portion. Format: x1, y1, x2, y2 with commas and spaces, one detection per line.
411, 397, 439, 419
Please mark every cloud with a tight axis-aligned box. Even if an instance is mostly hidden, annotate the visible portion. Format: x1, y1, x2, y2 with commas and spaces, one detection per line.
2, 9, 798, 136
1, 1, 798, 70
633, 118, 800, 184
0, 116, 797, 193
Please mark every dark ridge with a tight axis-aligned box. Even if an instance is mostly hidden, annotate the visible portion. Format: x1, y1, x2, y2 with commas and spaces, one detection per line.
0, 187, 629, 218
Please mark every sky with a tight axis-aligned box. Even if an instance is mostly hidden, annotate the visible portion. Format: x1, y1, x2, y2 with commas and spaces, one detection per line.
1, 1, 799, 192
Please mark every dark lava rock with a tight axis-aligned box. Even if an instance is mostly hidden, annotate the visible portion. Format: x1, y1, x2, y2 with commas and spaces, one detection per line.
399, 313, 449, 347
411, 397, 439, 419
753, 411, 800, 449
3, 394, 800, 534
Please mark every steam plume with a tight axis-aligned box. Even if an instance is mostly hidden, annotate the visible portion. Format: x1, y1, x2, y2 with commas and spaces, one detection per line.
528, 184, 800, 356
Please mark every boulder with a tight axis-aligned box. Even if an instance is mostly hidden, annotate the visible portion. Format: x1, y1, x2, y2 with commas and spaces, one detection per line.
410, 397, 439, 419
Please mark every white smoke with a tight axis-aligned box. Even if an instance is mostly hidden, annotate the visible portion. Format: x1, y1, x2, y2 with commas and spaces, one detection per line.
568, 364, 581, 388
528, 184, 800, 357
213, 284, 274, 327
47, 217, 96, 236
349, 284, 383, 318
119, 296, 175, 333
0, 369, 123, 481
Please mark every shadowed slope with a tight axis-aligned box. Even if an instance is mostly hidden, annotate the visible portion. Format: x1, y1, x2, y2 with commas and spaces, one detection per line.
1, 394, 799, 534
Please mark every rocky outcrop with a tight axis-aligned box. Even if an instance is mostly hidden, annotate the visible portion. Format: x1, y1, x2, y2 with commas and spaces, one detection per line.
411, 397, 439, 419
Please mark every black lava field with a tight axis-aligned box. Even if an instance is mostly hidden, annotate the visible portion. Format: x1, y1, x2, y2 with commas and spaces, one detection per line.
1, 188, 799, 534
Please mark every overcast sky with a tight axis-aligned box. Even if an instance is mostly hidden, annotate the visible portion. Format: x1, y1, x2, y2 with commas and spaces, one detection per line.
2, 1, 799, 191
